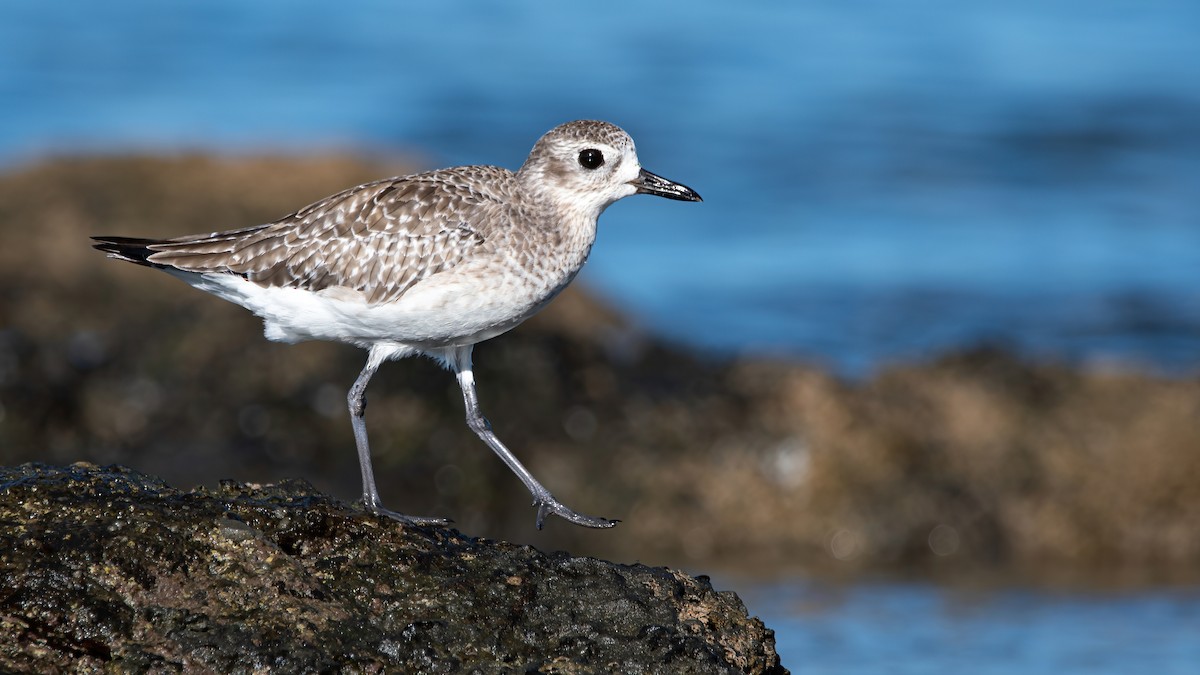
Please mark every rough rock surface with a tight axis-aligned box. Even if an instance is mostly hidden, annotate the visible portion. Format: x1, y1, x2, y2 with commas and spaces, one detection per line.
0, 463, 786, 673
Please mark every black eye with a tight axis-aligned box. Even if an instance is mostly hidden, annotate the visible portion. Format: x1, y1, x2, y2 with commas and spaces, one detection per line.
578, 148, 605, 170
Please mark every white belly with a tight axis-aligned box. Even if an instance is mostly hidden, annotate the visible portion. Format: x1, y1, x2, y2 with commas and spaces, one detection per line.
173, 256, 577, 350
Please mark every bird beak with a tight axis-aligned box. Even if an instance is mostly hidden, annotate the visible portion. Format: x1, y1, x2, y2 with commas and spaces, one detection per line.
630, 168, 702, 202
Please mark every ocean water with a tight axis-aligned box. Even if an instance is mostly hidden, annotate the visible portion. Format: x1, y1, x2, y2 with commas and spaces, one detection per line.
740, 579, 1200, 674
3, 4, 1199, 668
1, 0, 1197, 378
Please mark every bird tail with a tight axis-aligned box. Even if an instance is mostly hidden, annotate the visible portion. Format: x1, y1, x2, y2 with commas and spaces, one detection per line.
91, 235, 167, 268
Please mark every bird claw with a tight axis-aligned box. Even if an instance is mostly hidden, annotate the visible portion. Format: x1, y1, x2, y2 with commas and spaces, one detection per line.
362, 501, 452, 527
534, 496, 618, 530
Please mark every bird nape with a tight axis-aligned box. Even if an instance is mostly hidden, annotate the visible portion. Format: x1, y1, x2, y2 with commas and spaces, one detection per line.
92, 120, 701, 530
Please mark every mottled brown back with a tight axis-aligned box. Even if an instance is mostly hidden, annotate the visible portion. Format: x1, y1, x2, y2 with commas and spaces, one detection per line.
119, 167, 524, 304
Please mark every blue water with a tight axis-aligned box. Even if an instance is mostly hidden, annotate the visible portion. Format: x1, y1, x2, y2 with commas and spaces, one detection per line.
2, 1, 1198, 375
740, 579, 1200, 674
3, 5, 1199, 667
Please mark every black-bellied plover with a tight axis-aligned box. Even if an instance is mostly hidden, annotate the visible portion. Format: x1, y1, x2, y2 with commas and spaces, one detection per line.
93, 120, 701, 529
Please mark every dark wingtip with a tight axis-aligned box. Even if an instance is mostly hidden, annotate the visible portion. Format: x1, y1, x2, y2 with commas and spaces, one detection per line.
91, 235, 159, 266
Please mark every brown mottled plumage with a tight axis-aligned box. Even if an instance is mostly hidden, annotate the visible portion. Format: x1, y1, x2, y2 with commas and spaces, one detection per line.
93, 120, 701, 530
108, 170, 507, 304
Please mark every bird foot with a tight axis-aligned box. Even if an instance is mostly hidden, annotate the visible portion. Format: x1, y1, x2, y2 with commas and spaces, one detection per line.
361, 500, 451, 527
534, 495, 618, 530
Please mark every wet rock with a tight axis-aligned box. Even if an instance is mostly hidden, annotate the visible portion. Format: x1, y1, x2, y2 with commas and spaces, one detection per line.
0, 462, 786, 673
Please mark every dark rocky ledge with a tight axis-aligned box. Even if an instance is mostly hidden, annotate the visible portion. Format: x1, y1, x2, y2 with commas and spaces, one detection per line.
0, 463, 785, 674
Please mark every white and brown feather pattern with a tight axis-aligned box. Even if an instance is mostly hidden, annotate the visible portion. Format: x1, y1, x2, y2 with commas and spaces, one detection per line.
140, 170, 509, 305
89, 121, 697, 530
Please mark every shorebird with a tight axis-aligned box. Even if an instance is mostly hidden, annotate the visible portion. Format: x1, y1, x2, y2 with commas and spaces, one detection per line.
93, 120, 701, 529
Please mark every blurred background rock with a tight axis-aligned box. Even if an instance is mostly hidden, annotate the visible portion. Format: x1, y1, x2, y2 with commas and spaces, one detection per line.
1, 0, 1199, 616
2, 155, 1198, 580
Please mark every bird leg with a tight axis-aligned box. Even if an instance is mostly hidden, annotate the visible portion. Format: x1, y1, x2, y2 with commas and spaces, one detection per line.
349, 347, 449, 526
447, 345, 617, 530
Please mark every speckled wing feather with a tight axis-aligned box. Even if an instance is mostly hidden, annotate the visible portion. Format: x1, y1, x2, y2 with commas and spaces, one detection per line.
139, 170, 503, 305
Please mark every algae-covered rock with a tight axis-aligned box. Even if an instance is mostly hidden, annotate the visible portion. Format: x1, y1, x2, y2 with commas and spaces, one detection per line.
0, 463, 786, 673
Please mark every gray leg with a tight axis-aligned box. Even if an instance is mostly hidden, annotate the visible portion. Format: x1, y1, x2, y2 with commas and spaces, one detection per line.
446, 345, 616, 530
349, 346, 448, 526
